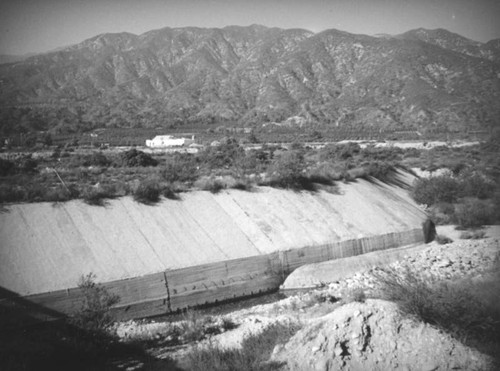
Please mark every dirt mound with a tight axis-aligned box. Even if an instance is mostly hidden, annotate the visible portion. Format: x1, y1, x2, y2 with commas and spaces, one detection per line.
272, 299, 494, 371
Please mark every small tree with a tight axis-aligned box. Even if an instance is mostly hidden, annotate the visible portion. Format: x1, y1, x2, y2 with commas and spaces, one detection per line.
412, 175, 460, 206
119, 149, 158, 167
71, 273, 120, 333
267, 150, 307, 189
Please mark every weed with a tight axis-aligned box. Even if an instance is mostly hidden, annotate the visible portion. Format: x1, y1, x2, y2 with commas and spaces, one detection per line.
185, 322, 301, 371
180, 309, 208, 343
0, 184, 25, 203
70, 273, 120, 334
81, 184, 117, 206
195, 176, 225, 193
133, 180, 161, 204
344, 288, 367, 303
0, 158, 16, 176
373, 265, 500, 360
161, 153, 199, 183
454, 197, 495, 229
161, 184, 179, 200
460, 230, 487, 240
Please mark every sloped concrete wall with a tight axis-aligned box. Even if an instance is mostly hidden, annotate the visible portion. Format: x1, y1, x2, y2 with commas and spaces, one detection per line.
0, 176, 427, 319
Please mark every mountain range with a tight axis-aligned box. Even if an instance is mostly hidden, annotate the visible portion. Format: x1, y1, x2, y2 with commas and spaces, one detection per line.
0, 25, 499, 136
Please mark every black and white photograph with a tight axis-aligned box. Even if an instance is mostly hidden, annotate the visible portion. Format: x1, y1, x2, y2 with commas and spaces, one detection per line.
1, 0, 499, 370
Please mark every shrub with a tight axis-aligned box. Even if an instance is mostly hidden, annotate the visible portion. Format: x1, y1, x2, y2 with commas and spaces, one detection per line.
457, 170, 495, 200
119, 149, 158, 167
87, 152, 111, 167
361, 161, 394, 182
185, 322, 300, 371
344, 288, 366, 303
71, 273, 120, 334
0, 184, 25, 203
194, 176, 225, 193
428, 202, 455, 225
16, 156, 38, 173
454, 197, 495, 229
267, 150, 307, 189
162, 184, 179, 200
0, 158, 16, 176
81, 184, 117, 206
238, 149, 271, 174
180, 309, 209, 343
133, 180, 161, 204
161, 153, 198, 183
44, 184, 79, 202
460, 230, 487, 240
320, 142, 361, 161
201, 137, 245, 170
412, 175, 460, 206
374, 265, 500, 359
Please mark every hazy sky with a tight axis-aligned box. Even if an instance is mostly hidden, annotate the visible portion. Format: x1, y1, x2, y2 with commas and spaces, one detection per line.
1, 0, 499, 55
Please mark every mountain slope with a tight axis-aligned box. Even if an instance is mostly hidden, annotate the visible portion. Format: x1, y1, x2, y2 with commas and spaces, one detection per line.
0, 25, 499, 136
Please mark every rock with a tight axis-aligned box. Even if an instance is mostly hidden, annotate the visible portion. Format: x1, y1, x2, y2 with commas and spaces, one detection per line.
437, 259, 452, 268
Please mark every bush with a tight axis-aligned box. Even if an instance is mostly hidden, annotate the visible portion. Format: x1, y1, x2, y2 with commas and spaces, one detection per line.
44, 184, 79, 202
162, 184, 179, 200
428, 202, 455, 225
320, 142, 361, 161
460, 230, 487, 240
133, 180, 161, 204
87, 152, 111, 167
161, 153, 198, 183
71, 273, 120, 334
457, 170, 495, 200
16, 156, 38, 173
267, 150, 307, 189
0, 184, 25, 203
454, 197, 495, 229
344, 288, 367, 303
374, 265, 500, 359
412, 175, 460, 206
201, 137, 245, 170
185, 322, 300, 371
238, 149, 271, 174
361, 146, 403, 162
0, 158, 16, 176
81, 184, 117, 206
194, 176, 225, 193
361, 161, 395, 182
119, 149, 158, 167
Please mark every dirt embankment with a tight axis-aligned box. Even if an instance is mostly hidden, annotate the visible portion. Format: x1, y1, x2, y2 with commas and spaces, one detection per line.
272, 299, 492, 371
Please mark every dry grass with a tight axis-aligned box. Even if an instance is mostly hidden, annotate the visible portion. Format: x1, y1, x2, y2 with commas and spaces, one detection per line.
373, 264, 500, 361
185, 321, 301, 371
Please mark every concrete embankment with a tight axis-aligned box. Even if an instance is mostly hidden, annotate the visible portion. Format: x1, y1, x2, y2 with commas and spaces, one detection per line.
0, 172, 427, 320
281, 242, 428, 290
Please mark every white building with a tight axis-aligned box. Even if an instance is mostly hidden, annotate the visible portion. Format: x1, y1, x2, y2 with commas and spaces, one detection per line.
145, 135, 194, 148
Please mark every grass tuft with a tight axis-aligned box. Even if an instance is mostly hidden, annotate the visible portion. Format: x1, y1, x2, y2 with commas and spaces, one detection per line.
373, 265, 500, 361
185, 321, 301, 371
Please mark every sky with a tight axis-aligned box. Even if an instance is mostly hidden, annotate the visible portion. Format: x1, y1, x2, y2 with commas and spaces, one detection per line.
1, 0, 499, 56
